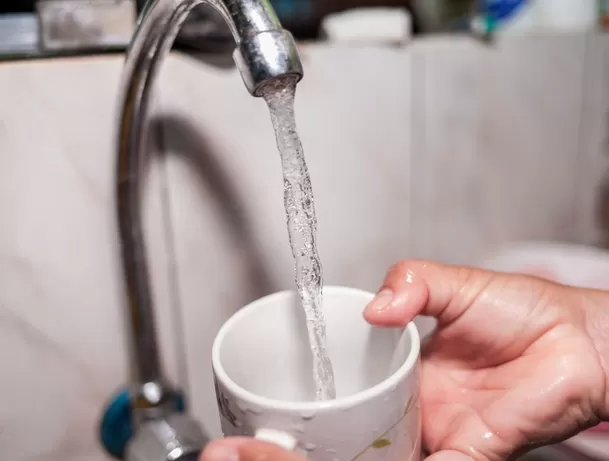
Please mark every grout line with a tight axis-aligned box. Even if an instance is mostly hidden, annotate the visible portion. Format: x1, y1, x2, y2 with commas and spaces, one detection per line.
572, 34, 593, 245
407, 47, 414, 258
410, 43, 428, 260
476, 38, 492, 257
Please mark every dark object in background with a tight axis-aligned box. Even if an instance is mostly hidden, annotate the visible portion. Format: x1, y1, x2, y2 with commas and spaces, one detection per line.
0, 0, 418, 60
601, 0, 609, 30
165, 0, 419, 51
265, 0, 416, 39
0, 0, 137, 60
0, 1, 36, 13
328, 0, 421, 34
0, 0, 418, 55
297, 0, 420, 38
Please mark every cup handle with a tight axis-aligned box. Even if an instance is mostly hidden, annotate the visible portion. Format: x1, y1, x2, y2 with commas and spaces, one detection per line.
255, 429, 298, 451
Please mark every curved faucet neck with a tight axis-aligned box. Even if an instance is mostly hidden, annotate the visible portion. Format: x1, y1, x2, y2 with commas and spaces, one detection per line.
116, 0, 303, 425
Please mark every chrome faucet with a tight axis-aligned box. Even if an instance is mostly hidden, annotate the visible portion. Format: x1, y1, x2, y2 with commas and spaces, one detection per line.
101, 1, 303, 460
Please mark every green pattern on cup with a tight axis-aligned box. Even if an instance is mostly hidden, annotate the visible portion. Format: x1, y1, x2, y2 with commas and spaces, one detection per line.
371, 439, 392, 448
350, 395, 418, 461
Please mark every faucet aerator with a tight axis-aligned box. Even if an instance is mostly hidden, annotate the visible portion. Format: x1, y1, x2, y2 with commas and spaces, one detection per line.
234, 29, 303, 97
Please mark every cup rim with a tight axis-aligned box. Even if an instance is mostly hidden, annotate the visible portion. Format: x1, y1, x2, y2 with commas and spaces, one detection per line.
212, 286, 421, 412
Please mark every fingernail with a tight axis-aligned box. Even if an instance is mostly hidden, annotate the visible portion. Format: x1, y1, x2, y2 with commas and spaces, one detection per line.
365, 289, 394, 314
202, 443, 240, 461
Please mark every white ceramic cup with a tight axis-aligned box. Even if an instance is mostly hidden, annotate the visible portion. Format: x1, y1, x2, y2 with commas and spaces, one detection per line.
211, 286, 421, 461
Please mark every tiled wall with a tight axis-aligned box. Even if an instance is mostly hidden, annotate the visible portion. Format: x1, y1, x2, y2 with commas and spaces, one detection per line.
0, 34, 606, 460
410, 34, 608, 264
576, 33, 609, 245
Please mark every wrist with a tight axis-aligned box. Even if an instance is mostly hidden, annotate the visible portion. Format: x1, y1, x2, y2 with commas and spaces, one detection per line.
583, 290, 609, 420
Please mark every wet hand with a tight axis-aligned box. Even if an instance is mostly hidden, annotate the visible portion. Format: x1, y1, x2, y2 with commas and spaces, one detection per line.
364, 260, 609, 460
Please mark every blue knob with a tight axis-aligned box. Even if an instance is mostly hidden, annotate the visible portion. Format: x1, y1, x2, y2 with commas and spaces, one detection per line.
480, 0, 528, 21
270, 0, 312, 23
100, 388, 186, 459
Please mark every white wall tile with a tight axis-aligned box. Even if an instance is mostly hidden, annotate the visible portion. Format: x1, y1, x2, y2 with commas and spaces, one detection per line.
409, 37, 486, 263
574, 34, 609, 246
411, 34, 587, 265
476, 34, 587, 253
0, 57, 177, 461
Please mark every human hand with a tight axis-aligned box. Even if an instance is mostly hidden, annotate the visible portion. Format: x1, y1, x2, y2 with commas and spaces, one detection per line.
199, 260, 608, 461
363, 260, 609, 460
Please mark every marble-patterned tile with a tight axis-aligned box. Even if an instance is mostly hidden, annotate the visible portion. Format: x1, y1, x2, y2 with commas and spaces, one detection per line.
0, 56, 177, 460
574, 34, 609, 246
476, 34, 587, 254
409, 37, 487, 264
411, 34, 587, 265
157, 45, 412, 436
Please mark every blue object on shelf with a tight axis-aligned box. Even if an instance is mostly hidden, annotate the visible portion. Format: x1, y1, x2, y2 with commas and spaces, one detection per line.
100, 388, 186, 459
480, 0, 527, 21
270, 0, 312, 23
476, 0, 527, 34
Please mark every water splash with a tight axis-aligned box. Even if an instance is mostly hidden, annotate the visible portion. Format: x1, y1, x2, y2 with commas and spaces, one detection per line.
261, 76, 336, 401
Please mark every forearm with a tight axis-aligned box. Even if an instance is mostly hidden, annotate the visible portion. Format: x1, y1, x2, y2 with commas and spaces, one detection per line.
584, 290, 609, 420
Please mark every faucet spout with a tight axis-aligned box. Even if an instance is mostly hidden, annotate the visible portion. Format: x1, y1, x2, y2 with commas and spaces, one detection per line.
113, 0, 303, 459
221, 0, 304, 95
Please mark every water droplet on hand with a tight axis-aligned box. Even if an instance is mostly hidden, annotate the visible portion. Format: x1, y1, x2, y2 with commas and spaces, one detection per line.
304, 442, 316, 451
292, 423, 305, 433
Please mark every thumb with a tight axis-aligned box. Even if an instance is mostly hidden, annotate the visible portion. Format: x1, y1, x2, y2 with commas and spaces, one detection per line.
426, 450, 475, 461
363, 260, 494, 327
201, 438, 307, 461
